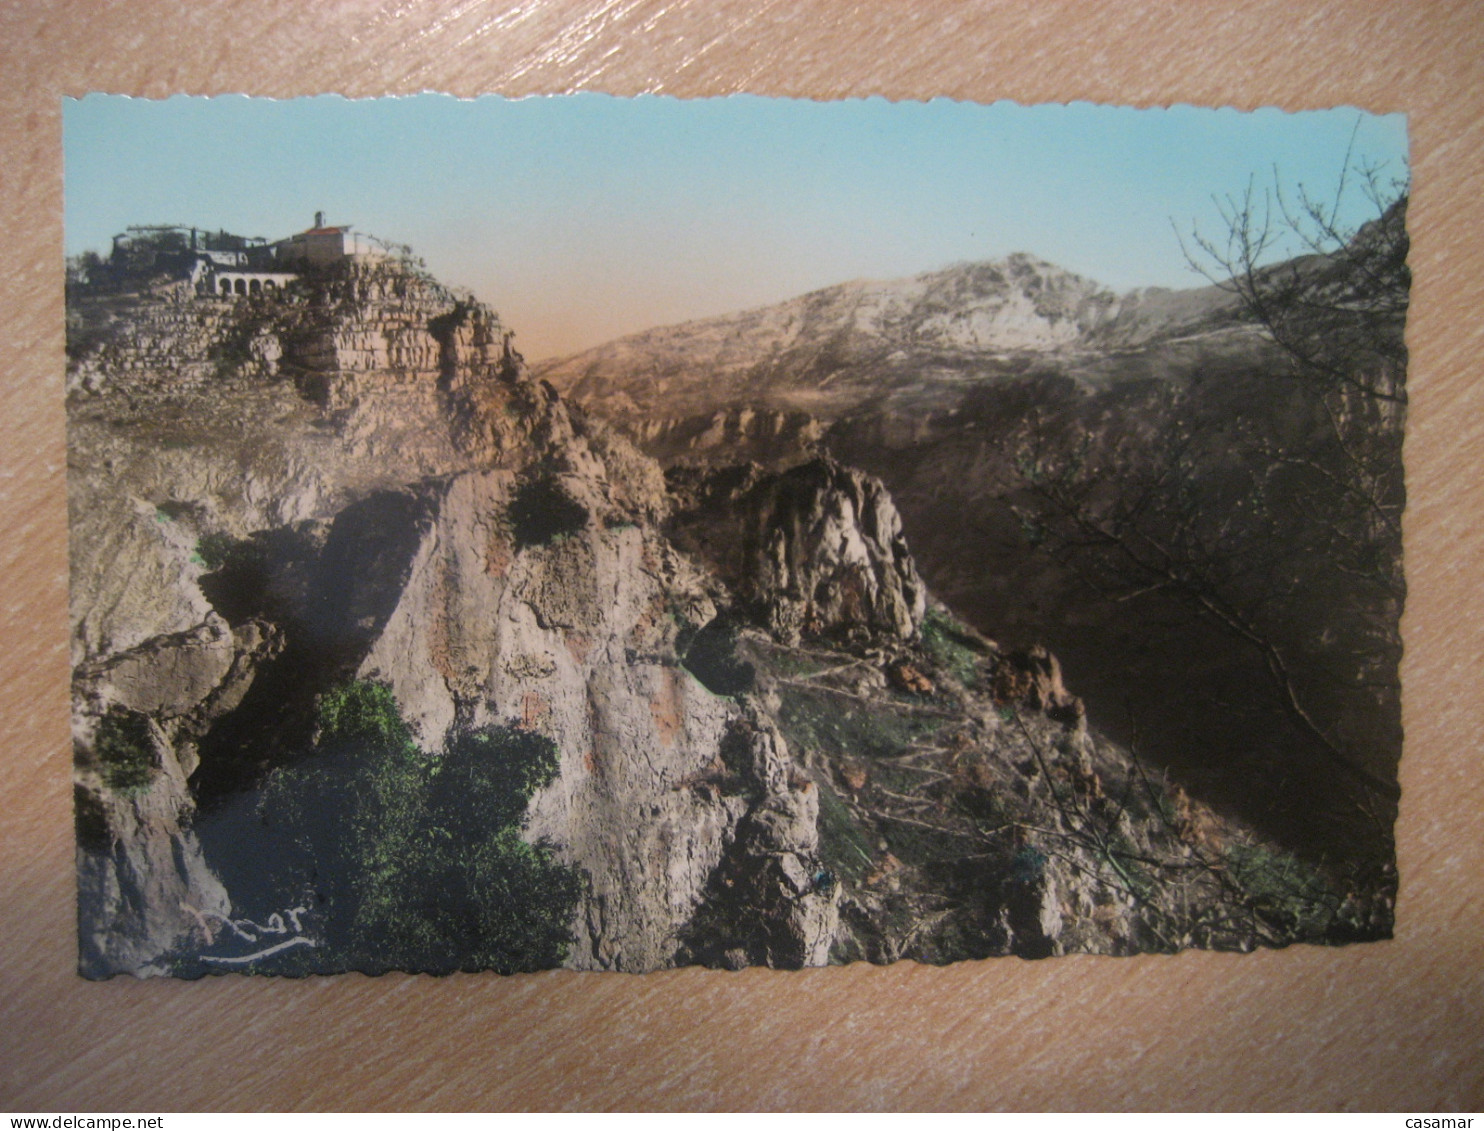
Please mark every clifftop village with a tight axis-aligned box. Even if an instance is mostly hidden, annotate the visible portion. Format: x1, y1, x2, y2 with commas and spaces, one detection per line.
66, 212, 522, 390
76, 212, 376, 298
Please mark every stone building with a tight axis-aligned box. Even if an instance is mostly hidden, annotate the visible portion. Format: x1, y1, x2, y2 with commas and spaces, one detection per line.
274, 211, 366, 267
96, 213, 374, 300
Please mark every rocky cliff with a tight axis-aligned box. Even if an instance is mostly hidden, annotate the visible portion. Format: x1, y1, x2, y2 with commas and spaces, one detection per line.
534, 234, 1408, 874
67, 248, 1389, 978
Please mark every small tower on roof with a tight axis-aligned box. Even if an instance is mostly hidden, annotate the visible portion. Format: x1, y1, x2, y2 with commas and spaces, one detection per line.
276, 212, 355, 266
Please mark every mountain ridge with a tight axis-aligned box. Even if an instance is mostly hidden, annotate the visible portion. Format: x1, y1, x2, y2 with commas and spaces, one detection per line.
65, 239, 1394, 977
537, 254, 1247, 432
530, 224, 1406, 872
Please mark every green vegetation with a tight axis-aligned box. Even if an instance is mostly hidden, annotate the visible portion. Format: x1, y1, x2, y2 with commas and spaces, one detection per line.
206, 324, 255, 379
191, 531, 239, 571
92, 710, 157, 796
813, 779, 875, 883
509, 474, 589, 549
777, 684, 943, 765
878, 814, 970, 872
920, 606, 985, 688
313, 680, 410, 752
191, 531, 271, 624
758, 649, 832, 679
259, 681, 582, 974
191, 530, 270, 577
206, 304, 281, 380
1220, 841, 1362, 940
680, 617, 756, 697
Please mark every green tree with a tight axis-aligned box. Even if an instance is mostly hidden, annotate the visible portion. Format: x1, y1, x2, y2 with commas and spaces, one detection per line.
261, 681, 582, 973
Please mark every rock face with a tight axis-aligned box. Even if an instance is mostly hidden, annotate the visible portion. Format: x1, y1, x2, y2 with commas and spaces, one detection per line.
629, 407, 827, 468
67, 245, 1389, 978
72, 701, 230, 975
68, 252, 841, 976
666, 459, 927, 645
338, 467, 834, 970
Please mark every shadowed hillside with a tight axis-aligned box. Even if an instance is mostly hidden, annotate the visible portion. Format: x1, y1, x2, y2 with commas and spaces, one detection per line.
538, 210, 1409, 872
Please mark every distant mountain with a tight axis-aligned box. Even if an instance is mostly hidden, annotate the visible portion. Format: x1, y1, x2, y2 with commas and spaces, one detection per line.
536, 254, 1248, 451
535, 241, 1406, 872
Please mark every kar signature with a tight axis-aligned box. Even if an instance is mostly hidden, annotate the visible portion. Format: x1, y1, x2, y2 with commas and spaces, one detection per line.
182, 902, 319, 966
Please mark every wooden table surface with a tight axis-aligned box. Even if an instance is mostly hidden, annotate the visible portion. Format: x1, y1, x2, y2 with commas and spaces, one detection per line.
2, 0, 1480, 1112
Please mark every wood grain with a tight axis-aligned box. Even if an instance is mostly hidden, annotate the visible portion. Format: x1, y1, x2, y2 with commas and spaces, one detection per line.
2, 0, 1480, 1111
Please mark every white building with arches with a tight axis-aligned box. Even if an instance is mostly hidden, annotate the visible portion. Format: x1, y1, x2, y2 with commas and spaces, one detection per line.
107, 214, 373, 300
209, 270, 300, 298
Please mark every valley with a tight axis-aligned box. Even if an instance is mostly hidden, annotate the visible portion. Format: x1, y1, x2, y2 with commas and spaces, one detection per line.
537, 237, 1408, 869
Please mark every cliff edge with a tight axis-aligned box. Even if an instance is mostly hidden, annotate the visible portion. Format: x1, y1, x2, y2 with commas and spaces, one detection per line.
66, 246, 1390, 976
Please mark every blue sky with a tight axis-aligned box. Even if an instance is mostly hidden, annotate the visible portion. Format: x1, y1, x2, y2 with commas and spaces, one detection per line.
64, 94, 1408, 359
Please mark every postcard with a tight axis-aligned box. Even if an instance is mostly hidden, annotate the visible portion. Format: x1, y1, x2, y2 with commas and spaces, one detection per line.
64, 94, 1409, 976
